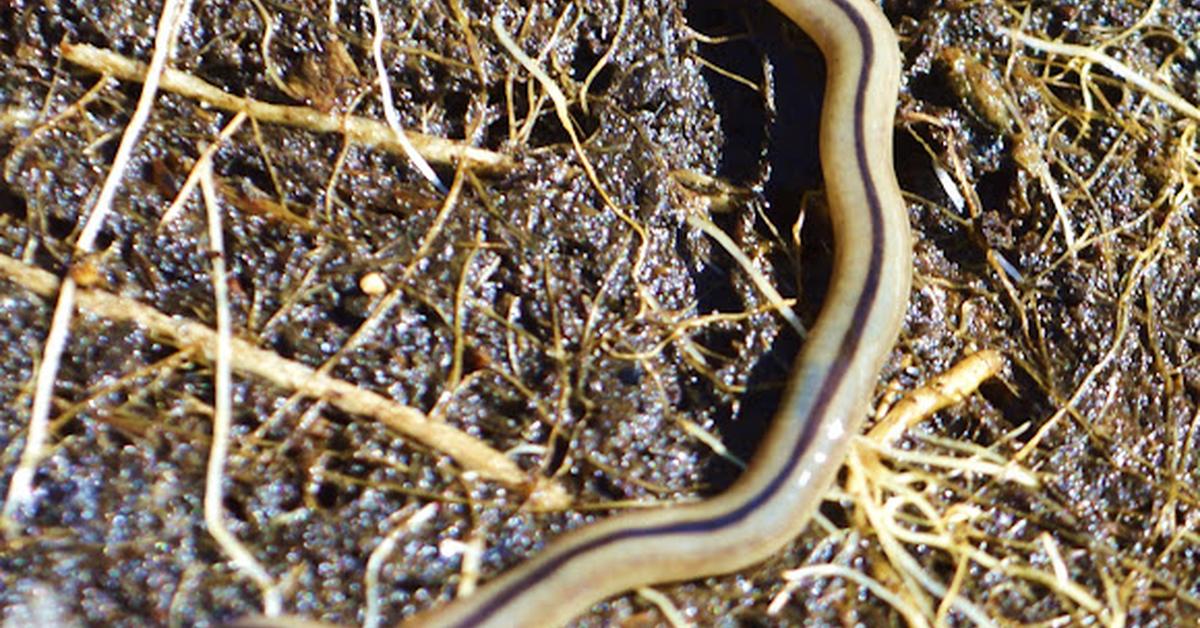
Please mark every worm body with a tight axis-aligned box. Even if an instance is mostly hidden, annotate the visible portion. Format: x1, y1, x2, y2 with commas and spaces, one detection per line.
407, 0, 910, 625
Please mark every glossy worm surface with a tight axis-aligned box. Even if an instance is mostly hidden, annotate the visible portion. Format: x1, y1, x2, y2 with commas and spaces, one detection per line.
406, 0, 911, 625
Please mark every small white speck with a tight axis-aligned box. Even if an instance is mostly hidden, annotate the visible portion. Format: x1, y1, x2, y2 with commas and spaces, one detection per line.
797, 470, 812, 486
359, 272, 387, 296
813, 451, 828, 465
825, 420, 845, 440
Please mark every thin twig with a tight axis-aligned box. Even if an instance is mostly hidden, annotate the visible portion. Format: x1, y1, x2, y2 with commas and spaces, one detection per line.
0, 253, 540, 491
686, 213, 805, 336
159, 111, 249, 226
363, 503, 437, 628
59, 42, 512, 172
1010, 29, 1200, 122
367, 0, 446, 191
198, 160, 282, 615
491, 12, 650, 283
3, 0, 195, 527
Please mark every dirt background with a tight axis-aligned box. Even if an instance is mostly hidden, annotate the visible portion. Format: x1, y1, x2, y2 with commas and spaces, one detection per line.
1, 0, 1198, 625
